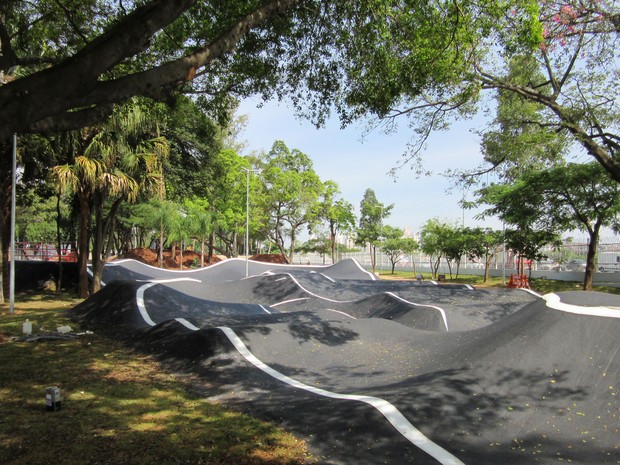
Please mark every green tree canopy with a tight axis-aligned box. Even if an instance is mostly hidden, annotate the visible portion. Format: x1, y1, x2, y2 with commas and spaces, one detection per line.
314, 180, 356, 264
356, 188, 393, 273
477, 162, 620, 289
380, 226, 418, 274
419, 218, 456, 279
258, 140, 323, 263
51, 100, 168, 296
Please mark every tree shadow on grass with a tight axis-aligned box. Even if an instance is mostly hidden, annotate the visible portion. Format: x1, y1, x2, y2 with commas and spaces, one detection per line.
0, 327, 308, 465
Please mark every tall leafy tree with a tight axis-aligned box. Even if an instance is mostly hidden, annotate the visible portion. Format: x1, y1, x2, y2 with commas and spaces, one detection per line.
463, 227, 506, 283
259, 141, 322, 263
167, 204, 196, 269
380, 226, 418, 274
356, 189, 393, 274
315, 180, 356, 264
301, 1, 619, 185
52, 101, 168, 296
440, 226, 470, 279
208, 149, 252, 258
477, 162, 620, 290
184, 198, 212, 267
129, 199, 179, 267
419, 218, 456, 279
504, 227, 562, 277
163, 95, 224, 202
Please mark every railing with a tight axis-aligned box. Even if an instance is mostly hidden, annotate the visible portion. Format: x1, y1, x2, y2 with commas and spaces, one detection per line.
13, 242, 78, 262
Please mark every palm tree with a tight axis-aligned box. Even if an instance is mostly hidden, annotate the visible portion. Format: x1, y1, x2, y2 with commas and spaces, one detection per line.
185, 199, 212, 267
52, 101, 168, 296
52, 155, 104, 298
167, 206, 194, 270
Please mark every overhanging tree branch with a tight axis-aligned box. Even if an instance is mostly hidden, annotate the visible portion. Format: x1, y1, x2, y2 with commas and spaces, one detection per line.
0, 0, 301, 140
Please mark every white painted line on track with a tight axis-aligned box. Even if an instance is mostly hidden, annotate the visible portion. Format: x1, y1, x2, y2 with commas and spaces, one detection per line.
271, 298, 310, 307
520, 288, 542, 297
86, 267, 106, 287
135, 282, 465, 465
107, 258, 208, 273
385, 292, 449, 332
135, 278, 205, 326
425, 280, 474, 290
320, 273, 336, 283
263, 278, 450, 326
324, 308, 357, 319
259, 305, 272, 314
349, 259, 378, 280
136, 282, 158, 326
175, 318, 200, 331
270, 298, 357, 320
543, 293, 620, 318
277, 273, 358, 304
217, 326, 465, 465
136, 277, 202, 283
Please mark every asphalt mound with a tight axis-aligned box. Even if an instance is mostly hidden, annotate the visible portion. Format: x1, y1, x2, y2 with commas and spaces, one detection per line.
100, 257, 375, 285
67, 259, 620, 465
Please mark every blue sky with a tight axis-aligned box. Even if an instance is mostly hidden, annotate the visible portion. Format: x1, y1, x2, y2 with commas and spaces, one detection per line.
237, 97, 504, 235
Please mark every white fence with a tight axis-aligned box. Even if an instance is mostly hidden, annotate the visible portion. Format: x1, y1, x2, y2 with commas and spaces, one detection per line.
294, 236, 620, 286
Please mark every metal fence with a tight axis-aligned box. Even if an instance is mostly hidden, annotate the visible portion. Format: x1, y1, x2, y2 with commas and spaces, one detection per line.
294, 236, 620, 284
13, 242, 78, 262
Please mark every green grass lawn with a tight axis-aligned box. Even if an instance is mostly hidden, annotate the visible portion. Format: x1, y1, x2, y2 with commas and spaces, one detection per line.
0, 292, 313, 465
376, 270, 620, 295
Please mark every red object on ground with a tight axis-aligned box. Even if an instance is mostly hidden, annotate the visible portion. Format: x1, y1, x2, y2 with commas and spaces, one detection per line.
507, 274, 530, 289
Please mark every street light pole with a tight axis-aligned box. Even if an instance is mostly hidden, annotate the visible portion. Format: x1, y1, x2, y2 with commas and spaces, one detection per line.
9, 134, 16, 314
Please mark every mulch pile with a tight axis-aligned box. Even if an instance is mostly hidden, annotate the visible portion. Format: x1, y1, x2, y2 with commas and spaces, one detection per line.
122, 247, 220, 269
249, 253, 288, 264
121, 248, 288, 269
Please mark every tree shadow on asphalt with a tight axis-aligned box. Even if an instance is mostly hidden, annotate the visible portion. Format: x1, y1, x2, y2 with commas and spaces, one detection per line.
198, 360, 614, 465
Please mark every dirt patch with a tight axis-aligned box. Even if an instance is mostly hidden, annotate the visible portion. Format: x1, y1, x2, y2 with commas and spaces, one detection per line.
250, 253, 289, 264
121, 249, 288, 268
122, 248, 221, 269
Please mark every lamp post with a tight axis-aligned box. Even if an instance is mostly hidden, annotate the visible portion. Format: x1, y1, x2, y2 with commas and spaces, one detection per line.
9, 134, 16, 314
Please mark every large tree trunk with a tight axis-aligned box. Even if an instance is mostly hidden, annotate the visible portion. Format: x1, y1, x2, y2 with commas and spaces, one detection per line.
0, 137, 12, 302
200, 235, 205, 267
91, 196, 123, 294
329, 223, 336, 264
55, 192, 63, 292
370, 244, 377, 274
288, 229, 296, 264
584, 224, 601, 291
159, 221, 164, 268
208, 230, 215, 263
90, 192, 104, 294
77, 189, 91, 298
179, 242, 184, 270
